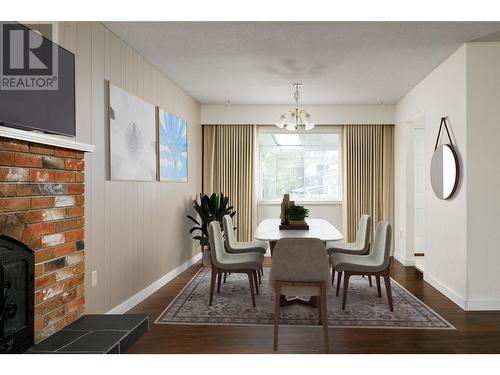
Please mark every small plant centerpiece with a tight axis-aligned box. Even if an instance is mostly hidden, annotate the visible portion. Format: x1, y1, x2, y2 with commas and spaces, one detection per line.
187, 192, 236, 266
286, 205, 309, 226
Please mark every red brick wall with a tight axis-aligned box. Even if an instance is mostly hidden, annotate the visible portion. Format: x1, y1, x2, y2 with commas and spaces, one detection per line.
0, 137, 85, 343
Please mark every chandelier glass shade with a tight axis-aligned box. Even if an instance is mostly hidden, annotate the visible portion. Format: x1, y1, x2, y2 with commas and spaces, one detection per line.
275, 83, 315, 131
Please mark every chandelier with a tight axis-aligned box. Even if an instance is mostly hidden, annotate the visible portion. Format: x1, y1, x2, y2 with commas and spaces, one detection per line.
275, 83, 315, 131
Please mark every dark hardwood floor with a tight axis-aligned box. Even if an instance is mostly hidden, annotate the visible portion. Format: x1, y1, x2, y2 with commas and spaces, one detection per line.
127, 258, 500, 354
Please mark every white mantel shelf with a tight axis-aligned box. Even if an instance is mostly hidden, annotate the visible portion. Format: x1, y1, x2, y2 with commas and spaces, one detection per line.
0, 126, 95, 153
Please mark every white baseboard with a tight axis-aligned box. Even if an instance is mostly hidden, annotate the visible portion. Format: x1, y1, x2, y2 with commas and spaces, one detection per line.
107, 252, 202, 314
423, 273, 466, 310
465, 298, 500, 311
393, 252, 416, 267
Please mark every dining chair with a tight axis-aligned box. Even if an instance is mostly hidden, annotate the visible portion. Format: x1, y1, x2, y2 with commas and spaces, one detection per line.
326, 214, 372, 287
207, 220, 264, 307
223, 215, 267, 254
330, 221, 393, 311
223, 215, 266, 283
269, 238, 330, 353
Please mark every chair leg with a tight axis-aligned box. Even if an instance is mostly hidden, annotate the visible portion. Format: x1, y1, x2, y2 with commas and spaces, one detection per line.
336, 271, 342, 297
223, 272, 227, 283
368, 275, 373, 287
342, 272, 351, 310
217, 272, 222, 293
209, 267, 217, 306
257, 268, 262, 284
247, 271, 256, 307
331, 267, 335, 286
253, 271, 259, 295
274, 282, 281, 351
376, 275, 381, 297
383, 271, 394, 311
317, 296, 322, 325
320, 282, 329, 353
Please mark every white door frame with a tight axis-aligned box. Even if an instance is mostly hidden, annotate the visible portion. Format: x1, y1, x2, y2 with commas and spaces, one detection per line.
413, 126, 426, 273
400, 112, 425, 267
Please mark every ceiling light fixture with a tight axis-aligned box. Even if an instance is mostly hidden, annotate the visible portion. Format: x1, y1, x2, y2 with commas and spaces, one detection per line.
275, 83, 315, 131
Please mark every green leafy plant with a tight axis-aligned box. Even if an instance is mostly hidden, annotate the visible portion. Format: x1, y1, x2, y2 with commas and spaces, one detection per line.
287, 205, 309, 221
187, 192, 236, 249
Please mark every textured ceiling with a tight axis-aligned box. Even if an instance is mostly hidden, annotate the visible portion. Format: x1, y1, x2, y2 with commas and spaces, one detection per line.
104, 22, 500, 104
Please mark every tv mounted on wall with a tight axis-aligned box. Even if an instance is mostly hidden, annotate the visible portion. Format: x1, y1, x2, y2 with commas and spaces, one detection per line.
0, 21, 76, 137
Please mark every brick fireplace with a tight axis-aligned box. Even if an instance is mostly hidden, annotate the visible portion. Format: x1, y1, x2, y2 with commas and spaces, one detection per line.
0, 134, 91, 344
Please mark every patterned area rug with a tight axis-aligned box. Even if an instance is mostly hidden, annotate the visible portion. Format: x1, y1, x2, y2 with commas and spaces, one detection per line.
156, 267, 454, 329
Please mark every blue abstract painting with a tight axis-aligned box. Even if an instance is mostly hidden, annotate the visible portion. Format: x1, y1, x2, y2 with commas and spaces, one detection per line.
158, 108, 188, 182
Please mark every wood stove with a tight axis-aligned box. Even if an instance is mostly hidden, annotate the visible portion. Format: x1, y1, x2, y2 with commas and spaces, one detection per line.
0, 236, 34, 353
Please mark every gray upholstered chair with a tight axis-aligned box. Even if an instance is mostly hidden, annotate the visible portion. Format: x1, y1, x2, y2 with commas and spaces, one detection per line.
327, 214, 372, 286
207, 221, 264, 307
269, 238, 330, 352
330, 221, 393, 311
223, 215, 266, 284
223, 215, 267, 255
326, 214, 371, 256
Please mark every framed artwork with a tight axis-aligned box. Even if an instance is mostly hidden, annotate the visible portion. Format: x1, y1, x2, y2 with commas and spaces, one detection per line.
157, 108, 188, 182
108, 83, 156, 181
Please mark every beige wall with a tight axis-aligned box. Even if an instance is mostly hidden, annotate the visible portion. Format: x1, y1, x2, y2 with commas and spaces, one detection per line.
465, 42, 500, 308
395, 42, 500, 310
201, 104, 394, 125
395, 45, 468, 307
258, 203, 343, 236
58, 22, 202, 313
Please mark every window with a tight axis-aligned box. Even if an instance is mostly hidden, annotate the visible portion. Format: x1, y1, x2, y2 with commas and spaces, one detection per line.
257, 128, 342, 202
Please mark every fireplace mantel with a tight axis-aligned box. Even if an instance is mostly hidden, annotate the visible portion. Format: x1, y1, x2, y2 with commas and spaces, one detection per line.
0, 125, 95, 153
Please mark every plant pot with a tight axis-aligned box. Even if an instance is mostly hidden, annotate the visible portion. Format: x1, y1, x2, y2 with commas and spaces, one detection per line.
289, 219, 306, 225
202, 249, 211, 268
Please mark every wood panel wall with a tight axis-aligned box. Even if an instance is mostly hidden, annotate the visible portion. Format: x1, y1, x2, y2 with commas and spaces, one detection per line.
57, 22, 202, 313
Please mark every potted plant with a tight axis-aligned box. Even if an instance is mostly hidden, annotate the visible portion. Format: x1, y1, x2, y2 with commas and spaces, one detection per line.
286, 205, 309, 225
187, 192, 236, 266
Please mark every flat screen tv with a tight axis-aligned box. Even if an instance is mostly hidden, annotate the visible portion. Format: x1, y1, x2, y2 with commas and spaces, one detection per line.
0, 22, 76, 137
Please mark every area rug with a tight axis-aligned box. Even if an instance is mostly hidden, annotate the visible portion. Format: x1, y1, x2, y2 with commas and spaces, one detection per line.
156, 267, 454, 329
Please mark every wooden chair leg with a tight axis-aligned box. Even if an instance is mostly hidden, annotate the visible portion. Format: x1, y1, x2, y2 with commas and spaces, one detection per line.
368, 275, 373, 287
331, 267, 335, 286
217, 272, 222, 293
383, 272, 394, 311
336, 271, 342, 296
376, 275, 381, 297
274, 282, 281, 351
320, 282, 329, 353
209, 267, 217, 306
257, 268, 262, 284
253, 270, 259, 295
342, 272, 351, 310
247, 271, 256, 307
223, 272, 227, 283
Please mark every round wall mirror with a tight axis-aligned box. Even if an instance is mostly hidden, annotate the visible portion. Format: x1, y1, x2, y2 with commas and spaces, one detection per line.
430, 144, 459, 200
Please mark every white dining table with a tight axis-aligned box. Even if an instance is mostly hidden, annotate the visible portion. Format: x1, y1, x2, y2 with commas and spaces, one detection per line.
254, 218, 344, 256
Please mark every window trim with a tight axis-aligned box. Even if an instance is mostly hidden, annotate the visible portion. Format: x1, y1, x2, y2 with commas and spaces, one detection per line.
258, 200, 343, 206
256, 125, 343, 203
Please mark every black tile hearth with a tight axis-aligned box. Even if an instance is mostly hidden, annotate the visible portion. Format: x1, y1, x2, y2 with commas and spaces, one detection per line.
27, 314, 148, 354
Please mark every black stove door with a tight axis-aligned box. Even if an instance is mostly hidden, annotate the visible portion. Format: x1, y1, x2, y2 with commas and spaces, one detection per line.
2, 260, 29, 338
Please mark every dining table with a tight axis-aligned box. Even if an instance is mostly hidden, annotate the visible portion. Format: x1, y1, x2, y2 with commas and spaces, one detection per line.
254, 218, 344, 257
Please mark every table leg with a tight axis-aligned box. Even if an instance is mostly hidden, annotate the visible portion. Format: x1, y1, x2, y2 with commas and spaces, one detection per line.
269, 241, 277, 257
